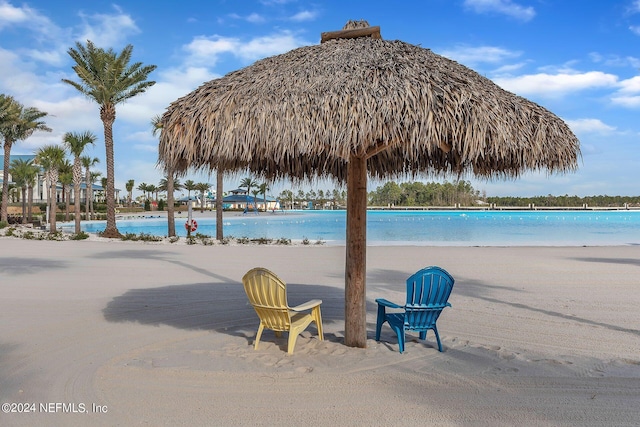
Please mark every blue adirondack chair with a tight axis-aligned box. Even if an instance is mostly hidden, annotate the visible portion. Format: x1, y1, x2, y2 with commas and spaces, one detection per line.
375, 266, 455, 353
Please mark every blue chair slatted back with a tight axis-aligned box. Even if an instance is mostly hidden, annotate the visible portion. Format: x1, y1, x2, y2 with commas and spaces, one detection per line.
404, 266, 455, 331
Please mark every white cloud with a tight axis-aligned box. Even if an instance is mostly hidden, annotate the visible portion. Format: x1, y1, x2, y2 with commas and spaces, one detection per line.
611, 95, 640, 107
0, 0, 30, 27
439, 45, 521, 65
493, 71, 618, 96
76, 5, 140, 47
463, 0, 535, 21
589, 52, 640, 68
246, 13, 266, 23
611, 76, 640, 108
630, 25, 640, 35
618, 75, 640, 93
185, 31, 312, 66
289, 10, 317, 22
564, 118, 616, 134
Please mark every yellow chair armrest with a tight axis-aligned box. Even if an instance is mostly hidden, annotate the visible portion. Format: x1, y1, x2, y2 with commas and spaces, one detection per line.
290, 299, 322, 312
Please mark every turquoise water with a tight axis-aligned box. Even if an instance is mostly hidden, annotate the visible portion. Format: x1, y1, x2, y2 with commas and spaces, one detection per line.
66, 210, 640, 246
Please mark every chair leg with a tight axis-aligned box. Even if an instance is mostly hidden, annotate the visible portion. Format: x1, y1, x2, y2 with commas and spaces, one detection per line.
312, 306, 324, 340
390, 324, 405, 353
287, 331, 298, 355
433, 326, 443, 352
375, 305, 386, 341
254, 323, 265, 350
419, 331, 427, 340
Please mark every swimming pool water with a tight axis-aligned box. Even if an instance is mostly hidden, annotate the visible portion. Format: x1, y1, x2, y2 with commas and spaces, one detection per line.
66, 210, 640, 246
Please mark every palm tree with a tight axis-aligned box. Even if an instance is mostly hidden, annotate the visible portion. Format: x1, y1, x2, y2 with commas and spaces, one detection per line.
240, 176, 258, 213
9, 158, 33, 223
137, 182, 148, 202
90, 171, 102, 218
259, 182, 270, 212
183, 179, 196, 200
36, 144, 66, 232
81, 156, 99, 220
64, 131, 96, 233
240, 177, 257, 196
58, 160, 73, 221
147, 184, 158, 203
59, 167, 73, 222
62, 40, 156, 238
100, 177, 108, 203
195, 182, 210, 212
0, 97, 51, 222
125, 179, 134, 207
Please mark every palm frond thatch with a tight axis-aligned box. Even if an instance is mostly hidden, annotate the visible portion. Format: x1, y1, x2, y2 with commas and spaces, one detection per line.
159, 31, 579, 180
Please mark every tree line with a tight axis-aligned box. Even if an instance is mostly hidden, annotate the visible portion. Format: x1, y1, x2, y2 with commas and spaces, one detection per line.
368, 180, 481, 207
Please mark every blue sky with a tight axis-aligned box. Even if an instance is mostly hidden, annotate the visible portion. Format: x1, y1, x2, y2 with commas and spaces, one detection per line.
1, 0, 639, 198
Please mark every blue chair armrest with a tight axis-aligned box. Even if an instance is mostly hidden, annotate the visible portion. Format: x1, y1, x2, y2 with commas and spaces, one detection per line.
376, 298, 403, 309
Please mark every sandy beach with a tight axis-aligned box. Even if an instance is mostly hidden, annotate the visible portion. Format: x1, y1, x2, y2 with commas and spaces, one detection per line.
1, 237, 639, 426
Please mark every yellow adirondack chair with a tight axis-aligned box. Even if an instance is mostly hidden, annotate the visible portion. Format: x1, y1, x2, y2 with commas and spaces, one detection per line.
242, 267, 324, 354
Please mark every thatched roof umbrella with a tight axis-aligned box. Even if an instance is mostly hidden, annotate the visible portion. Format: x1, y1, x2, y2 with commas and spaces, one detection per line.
158, 21, 580, 348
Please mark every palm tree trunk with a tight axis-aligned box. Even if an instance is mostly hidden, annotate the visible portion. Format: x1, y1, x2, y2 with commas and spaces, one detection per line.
73, 159, 82, 233
1, 141, 12, 223
27, 184, 33, 222
21, 187, 27, 224
64, 185, 70, 221
167, 171, 175, 237
48, 172, 58, 232
100, 105, 120, 238
216, 169, 223, 240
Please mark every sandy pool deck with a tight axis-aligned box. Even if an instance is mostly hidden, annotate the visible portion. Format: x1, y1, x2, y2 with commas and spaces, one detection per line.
1, 238, 639, 426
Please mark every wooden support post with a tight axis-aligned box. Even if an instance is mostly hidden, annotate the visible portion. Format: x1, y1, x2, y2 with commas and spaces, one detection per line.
345, 155, 367, 348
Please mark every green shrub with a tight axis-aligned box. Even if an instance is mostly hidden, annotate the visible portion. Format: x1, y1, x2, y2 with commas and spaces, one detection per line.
157, 199, 165, 211
276, 237, 291, 245
302, 237, 310, 245
0, 220, 8, 229
252, 237, 272, 245
71, 231, 90, 240
168, 236, 180, 244
237, 236, 250, 244
21, 231, 36, 240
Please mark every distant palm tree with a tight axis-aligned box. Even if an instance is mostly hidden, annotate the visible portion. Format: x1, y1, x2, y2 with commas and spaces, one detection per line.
0, 96, 51, 222
137, 182, 149, 203
240, 177, 258, 212
240, 177, 257, 196
9, 158, 33, 223
125, 179, 135, 207
59, 167, 73, 221
147, 184, 158, 203
195, 182, 210, 213
64, 131, 96, 233
58, 160, 73, 221
36, 145, 66, 232
259, 182, 270, 212
62, 40, 156, 238
81, 156, 99, 220
101, 177, 108, 202
183, 179, 197, 200
90, 171, 102, 218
